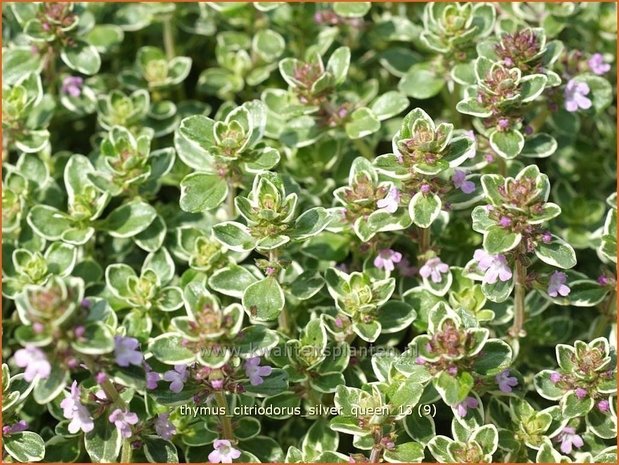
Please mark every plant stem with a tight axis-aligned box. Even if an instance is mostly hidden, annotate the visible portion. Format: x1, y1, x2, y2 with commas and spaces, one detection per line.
419, 227, 431, 254
214, 391, 234, 440
82, 356, 126, 409
352, 137, 374, 159
226, 180, 236, 219
369, 444, 383, 463
509, 259, 527, 339
121, 440, 132, 462
497, 157, 507, 177
162, 17, 175, 60
591, 290, 616, 338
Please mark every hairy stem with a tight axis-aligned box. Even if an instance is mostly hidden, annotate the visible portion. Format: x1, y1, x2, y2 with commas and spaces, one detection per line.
82, 356, 126, 409
509, 259, 527, 339
214, 391, 234, 440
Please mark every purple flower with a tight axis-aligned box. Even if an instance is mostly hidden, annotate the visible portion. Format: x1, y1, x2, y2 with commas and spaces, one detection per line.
415, 357, 426, 365
498, 216, 512, 228
564, 79, 592, 112
154, 413, 176, 440
420, 184, 431, 194
2, 420, 29, 435
575, 387, 587, 399
208, 439, 242, 463
60, 381, 94, 434
452, 170, 475, 194
495, 369, 518, 393
550, 372, 562, 383
244, 357, 272, 386
61, 76, 84, 97
588, 53, 610, 75
108, 408, 139, 439
376, 187, 400, 213
597, 400, 610, 413
497, 118, 510, 130
548, 271, 570, 298
455, 396, 479, 417
374, 249, 403, 273
541, 231, 552, 243
419, 257, 449, 283
554, 427, 584, 455
114, 336, 143, 367
146, 371, 161, 390
473, 249, 513, 284
13, 346, 51, 382
163, 364, 188, 393
211, 379, 224, 390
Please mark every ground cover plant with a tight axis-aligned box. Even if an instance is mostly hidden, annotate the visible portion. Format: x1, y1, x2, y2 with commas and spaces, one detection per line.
1, 1, 618, 463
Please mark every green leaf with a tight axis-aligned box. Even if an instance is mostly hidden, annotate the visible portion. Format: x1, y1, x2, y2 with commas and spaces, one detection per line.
561, 391, 594, 418
180, 173, 228, 212
409, 192, 442, 228
333, 2, 371, 18
84, 415, 121, 463
208, 265, 259, 298
60, 41, 101, 75
370, 91, 409, 121
326, 47, 351, 84
71, 322, 115, 355
293, 207, 331, 239
27, 206, 73, 241
253, 29, 285, 62
434, 371, 474, 406
483, 226, 522, 254
149, 334, 196, 364
101, 201, 157, 238
383, 442, 425, 463
2, 47, 43, 85
456, 98, 492, 118
212, 222, 257, 252
519, 74, 548, 102
4, 431, 45, 462
520, 133, 558, 158
345, 107, 380, 139
242, 277, 285, 321
399, 64, 445, 100
143, 435, 179, 463
489, 129, 525, 159
535, 235, 577, 269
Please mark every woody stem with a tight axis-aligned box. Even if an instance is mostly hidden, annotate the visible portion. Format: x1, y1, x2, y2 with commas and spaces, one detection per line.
352, 137, 374, 159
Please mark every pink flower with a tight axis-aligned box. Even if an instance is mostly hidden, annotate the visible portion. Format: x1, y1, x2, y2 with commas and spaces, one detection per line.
163, 364, 188, 393
597, 400, 610, 413
60, 381, 94, 434
588, 53, 610, 75
548, 271, 570, 298
452, 170, 475, 194
244, 357, 272, 386
211, 379, 224, 390
575, 387, 587, 399
114, 336, 143, 367
154, 413, 176, 440
208, 439, 242, 463
473, 249, 513, 284
396, 256, 417, 277
498, 216, 512, 228
376, 187, 400, 213
455, 396, 479, 417
554, 427, 584, 455
374, 249, 402, 273
419, 257, 449, 283
495, 369, 518, 393
108, 408, 139, 439
2, 420, 29, 435
13, 346, 51, 382
564, 79, 592, 112
61, 76, 84, 97
550, 372, 562, 383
